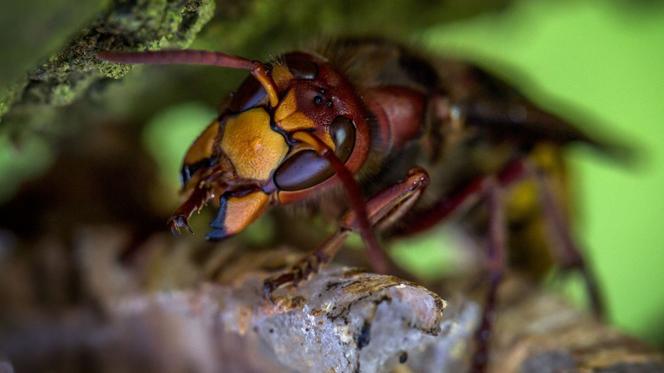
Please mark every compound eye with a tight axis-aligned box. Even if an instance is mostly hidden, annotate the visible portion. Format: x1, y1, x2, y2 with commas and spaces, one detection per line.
273, 116, 357, 191
273, 150, 333, 191
284, 53, 318, 80
329, 116, 356, 161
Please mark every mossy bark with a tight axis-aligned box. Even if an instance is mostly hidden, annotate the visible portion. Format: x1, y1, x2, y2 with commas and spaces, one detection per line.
0, 0, 215, 122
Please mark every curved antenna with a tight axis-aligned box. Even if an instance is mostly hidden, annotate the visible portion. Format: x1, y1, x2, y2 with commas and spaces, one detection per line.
98, 49, 279, 107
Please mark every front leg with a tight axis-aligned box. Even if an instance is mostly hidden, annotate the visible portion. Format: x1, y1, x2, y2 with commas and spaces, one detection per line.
263, 168, 430, 297
168, 183, 213, 234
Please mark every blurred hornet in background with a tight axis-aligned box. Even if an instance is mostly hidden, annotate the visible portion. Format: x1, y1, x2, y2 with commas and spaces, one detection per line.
100, 37, 618, 371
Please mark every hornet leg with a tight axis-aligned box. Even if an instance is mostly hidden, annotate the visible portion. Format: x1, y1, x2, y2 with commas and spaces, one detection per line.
263, 168, 430, 297
471, 181, 507, 373
168, 185, 212, 234
528, 162, 605, 317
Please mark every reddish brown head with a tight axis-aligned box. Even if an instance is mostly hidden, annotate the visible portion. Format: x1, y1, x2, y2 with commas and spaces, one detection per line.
98, 49, 373, 240
268, 52, 371, 201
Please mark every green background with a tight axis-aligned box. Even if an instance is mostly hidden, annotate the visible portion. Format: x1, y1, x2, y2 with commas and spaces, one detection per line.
415, 0, 664, 345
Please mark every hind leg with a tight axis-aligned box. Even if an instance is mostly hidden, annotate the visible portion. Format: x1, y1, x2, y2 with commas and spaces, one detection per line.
263, 168, 429, 297
471, 181, 507, 373
528, 162, 605, 317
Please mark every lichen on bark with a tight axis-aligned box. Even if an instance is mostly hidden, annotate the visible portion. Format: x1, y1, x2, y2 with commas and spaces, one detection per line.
0, 0, 215, 122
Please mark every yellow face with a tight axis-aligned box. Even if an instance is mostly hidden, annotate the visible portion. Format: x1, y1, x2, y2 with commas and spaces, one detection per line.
220, 107, 289, 181
275, 89, 315, 131
273, 85, 339, 151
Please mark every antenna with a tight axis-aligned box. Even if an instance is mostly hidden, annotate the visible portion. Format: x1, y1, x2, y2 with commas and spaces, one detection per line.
98, 50, 279, 107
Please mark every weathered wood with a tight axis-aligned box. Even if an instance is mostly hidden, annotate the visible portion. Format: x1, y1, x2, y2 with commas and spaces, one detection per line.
0, 230, 661, 372
489, 281, 664, 373
2, 270, 661, 372
1, 266, 470, 372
